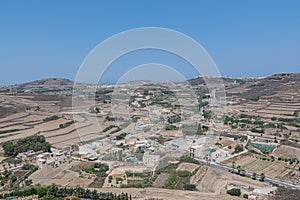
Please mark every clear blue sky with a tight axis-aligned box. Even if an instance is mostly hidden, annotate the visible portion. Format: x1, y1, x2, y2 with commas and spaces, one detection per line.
0, 0, 299, 85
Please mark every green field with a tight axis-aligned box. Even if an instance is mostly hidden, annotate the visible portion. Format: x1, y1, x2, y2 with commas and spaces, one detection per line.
250, 143, 276, 153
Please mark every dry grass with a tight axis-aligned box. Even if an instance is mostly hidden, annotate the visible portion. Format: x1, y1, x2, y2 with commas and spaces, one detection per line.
273, 145, 300, 160
176, 162, 199, 172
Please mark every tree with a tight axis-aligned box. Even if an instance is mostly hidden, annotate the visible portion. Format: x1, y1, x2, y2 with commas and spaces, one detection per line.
252, 172, 257, 180
10, 175, 17, 184
260, 173, 266, 181
237, 165, 242, 174
234, 145, 244, 154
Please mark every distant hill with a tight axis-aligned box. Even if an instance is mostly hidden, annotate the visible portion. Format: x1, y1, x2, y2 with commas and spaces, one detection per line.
0, 78, 84, 93
225, 73, 300, 102
0, 73, 299, 96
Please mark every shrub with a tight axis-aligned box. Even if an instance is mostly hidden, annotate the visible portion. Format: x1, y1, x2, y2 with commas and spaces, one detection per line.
22, 164, 38, 171
227, 188, 241, 196
177, 170, 192, 178
165, 125, 179, 130
234, 145, 244, 154
43, 115, 59, 122
179, 156, 199, 164
167, 115, 181, 123
271, 117, 277, 121
183, 184, 196, 191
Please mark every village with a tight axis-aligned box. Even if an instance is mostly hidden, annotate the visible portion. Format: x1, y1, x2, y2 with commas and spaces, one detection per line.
0, 74, 300, 199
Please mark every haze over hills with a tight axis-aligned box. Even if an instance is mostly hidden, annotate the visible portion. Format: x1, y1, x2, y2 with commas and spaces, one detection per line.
1, 73, 299, 96
0, 73, 298, 87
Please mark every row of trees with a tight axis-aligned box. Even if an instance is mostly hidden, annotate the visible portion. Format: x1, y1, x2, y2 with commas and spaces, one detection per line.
236, 165, 265, 181
1, 184, 132, 200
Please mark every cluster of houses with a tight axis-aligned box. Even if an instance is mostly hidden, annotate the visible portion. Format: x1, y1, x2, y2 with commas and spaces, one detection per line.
16, 145, 78, 168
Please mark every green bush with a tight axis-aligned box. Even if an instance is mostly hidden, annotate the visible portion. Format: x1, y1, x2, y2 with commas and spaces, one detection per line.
22, 164, 38, 171
168, 115, 181, 123
234, 145, 244, 153
165, 125, 179, 130
227, 188, 241, 196
179, 156, 199, 164
59, 120, 75, 129
0, 129, 20, 135
183, 184, 196, 191
177, 170, 192, 178
43, 115, 59, 122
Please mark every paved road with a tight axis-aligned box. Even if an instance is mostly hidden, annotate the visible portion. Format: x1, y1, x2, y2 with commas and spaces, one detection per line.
0, 165, 23, 174
196, 158, 300, 190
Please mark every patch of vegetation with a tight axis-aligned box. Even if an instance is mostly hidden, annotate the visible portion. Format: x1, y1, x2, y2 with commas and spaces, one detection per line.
163, 169, 196, 190
199, 101, 209, 108
250, 96, 260, 101
83, 163, 109, 177
102, 125, 118, 132
59, 120, 75, 129
1, 184, 130, 199
105, 116, 115, 121
227, 188, 241, 196
165, 124, 179, 130
240, 114, 253, 118
179, 156, 199, 164
203, 111, 212, 119
252, 83, 265, 87
278, 117, 300, 123
0, 170, 12, 187
43, 115, 59, 122
89, 106, 100, 113
164, 171, 179, 189
0, 129, 20, 135
250, 143, 276, 153
251, 128, 264, 133
3, 157, 22, 164
2, 135, 51, 157
115, 132, 127, 140
122, 170, 153, 188
271, 117, 277, 121
22, 164, 38, 171
233, 135, 247, 142
167, 115, 181, 124
234, 145, 244, 154
183, 184, 196, 191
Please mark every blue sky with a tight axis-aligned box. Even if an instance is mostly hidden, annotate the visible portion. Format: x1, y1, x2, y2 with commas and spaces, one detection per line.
0, 0, 299, 85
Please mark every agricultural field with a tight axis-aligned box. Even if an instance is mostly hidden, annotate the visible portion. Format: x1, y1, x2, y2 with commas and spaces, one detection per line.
29, 160, 93, 187
250, 143, 277, 153
222, 153, 300, 185
273, 145, 300, 160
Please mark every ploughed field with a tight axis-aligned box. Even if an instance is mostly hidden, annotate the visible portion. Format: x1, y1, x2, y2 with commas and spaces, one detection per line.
0, 94, 108, 149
